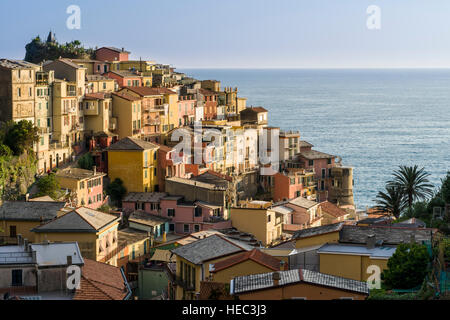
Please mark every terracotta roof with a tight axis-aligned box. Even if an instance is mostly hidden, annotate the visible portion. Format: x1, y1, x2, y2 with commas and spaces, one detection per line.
199, 281, 233, 300
112, 91, 141, 102
241, 106, 268, 113
125, 86, 174, 96
96, 46, 131, 54
292, 222, 345, 240
299, 150, 336, 160
288, 196, 319, 209
84, 92, 110, 100
211, 249, 281, 273
320, 201, 348, 218
73, 259, 130, 300
107, 137, 159, 151
198, 88, 217, 96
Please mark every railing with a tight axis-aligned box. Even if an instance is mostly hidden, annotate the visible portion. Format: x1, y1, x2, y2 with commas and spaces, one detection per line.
174, 276, 196, 291
50, 141, 69, 150
37, 127, 50, 134
98, 244, 126, 264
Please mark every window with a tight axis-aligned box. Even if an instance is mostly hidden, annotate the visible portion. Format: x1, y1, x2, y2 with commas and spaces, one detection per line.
40, 137, 44, 146
29, 87, 32, 96
194, 206, 202, 217
128, 80, 132, 86
268, 215, 271, 222
11, 270, 22, 286
9, 226, 16, 237
169, 224, 175, 232
17, 88, 21, 97
322, 168, 326, 179
167, 208, 175, 217
183, 224, 189, 233
153, 151, 157, 160
151, 202, 159, 211
144, 170, 147, 178
321, 180, 325, 191
194, 225, 200, 232
103, 82, 106, 89
154, 168, 157, 176
308, 160, 314, 166
327, 158, 332, 165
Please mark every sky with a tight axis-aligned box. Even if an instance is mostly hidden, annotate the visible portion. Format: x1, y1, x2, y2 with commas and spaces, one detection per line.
1, 0, 450, 68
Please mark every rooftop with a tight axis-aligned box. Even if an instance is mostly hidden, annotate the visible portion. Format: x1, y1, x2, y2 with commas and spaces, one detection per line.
0, 201, 67, 222
0, 59, 39, 69
125, 86, 175, 96
320, 201, 348, 218
211, 249, 281, 273
288, 196, 319, 209
318, 243, 396, 259
111, 91, 141, 102
292, 222, 345, 240
55, 167, 106, 180
231, 269, 369, 295
171, 234, 248, 265
73, 259, 130, 300
84, 92, 111, 100
97, 46, 131, 54
86, 74, 113, 81
118, 228, 149, 247
32, 207, 119, 233
123, 192, 168, 203
128, 211, 170, 227
241, 106, 268, 113
107, 137, 159, 151
299, 150, 336, 160
299, 141, 314, 148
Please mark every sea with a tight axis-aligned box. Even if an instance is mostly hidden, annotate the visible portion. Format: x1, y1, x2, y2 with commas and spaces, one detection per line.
178, 69, 450, 209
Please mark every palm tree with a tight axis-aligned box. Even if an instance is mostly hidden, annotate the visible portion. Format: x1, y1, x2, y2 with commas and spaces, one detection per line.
374, 185, 408, 219
388, 165, 434, 214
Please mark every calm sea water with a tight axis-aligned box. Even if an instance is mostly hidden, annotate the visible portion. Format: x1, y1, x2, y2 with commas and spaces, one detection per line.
179, 69, 450, 209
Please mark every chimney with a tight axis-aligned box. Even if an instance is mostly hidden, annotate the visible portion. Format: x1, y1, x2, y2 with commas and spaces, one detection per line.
122, 47, 125, 52
366, 234, 376, 249
272, 271, 281, 286
23, 238, 29, 250
93, 166, 97, 175
17, 234, 23, 246
67, 255, 73, 266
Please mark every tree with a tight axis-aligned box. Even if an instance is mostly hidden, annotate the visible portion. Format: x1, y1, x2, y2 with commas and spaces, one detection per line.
106, 178, 127, 207
440, 171, 450, 204
35, 173, 62, 200
3, 120, 39, 156
374, 185, 407, 219
78, 153, 94, 170
389, 165, 434, 215
381, 243, 430, 290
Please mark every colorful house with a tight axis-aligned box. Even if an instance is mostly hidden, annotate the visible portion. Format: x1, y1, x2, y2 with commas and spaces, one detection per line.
230, 269, 369, 300
107, 137, 159, 193
273, 168, 316, 202
31, 207, 121, 265
95, 47, 130, 62
111, 92, 143, 139
230, 201, 284, 247
170, 234, 251, 300
55, 167, 106, 209
0, 201, 68, 243
105, 70, 142, 88
209, 248, 283, 284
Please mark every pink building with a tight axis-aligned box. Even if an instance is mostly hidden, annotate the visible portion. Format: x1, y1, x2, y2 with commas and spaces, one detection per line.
177, 95, 196, 126
156, 144, 188, 192
273, 168, 315, 202
104, 71, 142, 88
159, 196, 231, 234
122, 192, 168, 214
95, 47, 130, 62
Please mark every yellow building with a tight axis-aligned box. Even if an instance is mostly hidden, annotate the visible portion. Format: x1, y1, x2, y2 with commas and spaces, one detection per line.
83, 93, 116, 135
0, 201, 69, 243
112, 92, 143, 139
86, 74, 116, 93
292, 222, 344, 249
107, 137, 160, 193
31, 207, 120, 266
170, 234, 248, 300
317, 243, 395, 281
55, 167, 106, 209
209, 248, 282, 284
230, 201, 284, 247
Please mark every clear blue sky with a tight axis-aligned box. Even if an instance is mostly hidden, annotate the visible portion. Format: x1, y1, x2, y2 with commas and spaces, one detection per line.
1, 0, 450, 68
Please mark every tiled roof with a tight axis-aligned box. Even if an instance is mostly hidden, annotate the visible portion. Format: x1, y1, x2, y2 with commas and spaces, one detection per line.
340, 225, 435, 245
231, 269, 369, 295
211, 249, 281, 273
56, 167, 106, 180
299, 140, 314, 148
123, 192, 168, 203
73, 259, 130, 300
171, 234, 248, 265
86, 74, 112, 81
288, 196, 319, 209
108, 70, 140, 78
32, 207, 119, 233
57, 58, 85, 69
112, 91, 141, 102
128, 210, 170, 227
96, 46, 131, 54
320, 201, 348, 218
118, 228, 149, 247
198, 88, 217, 96
84, 92, 110, 100
107, 137, 159, 151
0, 59, 39, 69
299, 150, 335, 160
125, 86, 175, 96
318, 243, 396, 259
292, 222, 344, 240
241, 106, 268, 113
0, 201, 67, 222
199, 281, 233, 300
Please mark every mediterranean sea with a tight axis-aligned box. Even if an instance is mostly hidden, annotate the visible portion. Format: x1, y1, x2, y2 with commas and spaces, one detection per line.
179, 69, 450, 209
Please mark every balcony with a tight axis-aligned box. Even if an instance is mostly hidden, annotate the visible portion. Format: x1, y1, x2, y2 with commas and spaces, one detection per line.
37, 127, 50, 134
50, 141, 69, 150
144, 119, 161, 126
174, 276, 196, 291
